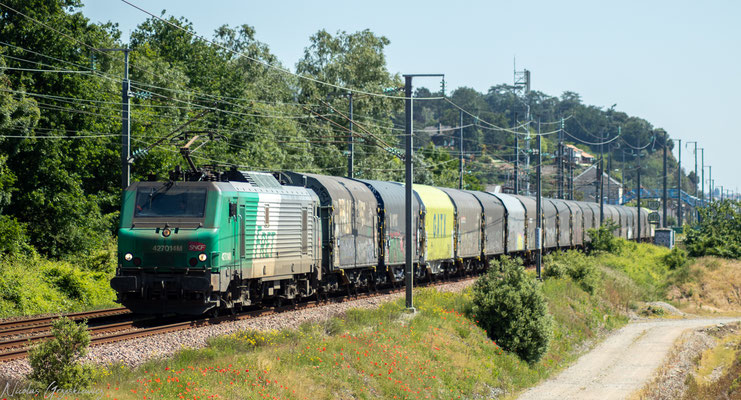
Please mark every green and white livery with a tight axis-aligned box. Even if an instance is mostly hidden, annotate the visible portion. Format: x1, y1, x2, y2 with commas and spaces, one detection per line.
112, 172, 320, 315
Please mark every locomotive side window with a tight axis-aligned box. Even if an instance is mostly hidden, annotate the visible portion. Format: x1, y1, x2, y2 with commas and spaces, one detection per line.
134, 188, 207, 218
265, 205, 270, 227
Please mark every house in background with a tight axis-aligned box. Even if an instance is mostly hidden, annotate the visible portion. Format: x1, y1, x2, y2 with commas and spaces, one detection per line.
573, 165, 623, 204
426, 125, 456, 148
565, 144, 595, 166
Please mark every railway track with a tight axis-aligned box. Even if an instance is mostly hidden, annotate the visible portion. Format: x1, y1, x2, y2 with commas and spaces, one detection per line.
0, 274, 476, 363
0, 307, 129, 337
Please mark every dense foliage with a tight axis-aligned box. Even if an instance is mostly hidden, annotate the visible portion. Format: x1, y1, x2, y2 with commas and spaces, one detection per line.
685, 200, 741, 258
29, 317, 94, 389
544, 250, 600, 294
0, 249, 117, 317
470, 257, 553, 364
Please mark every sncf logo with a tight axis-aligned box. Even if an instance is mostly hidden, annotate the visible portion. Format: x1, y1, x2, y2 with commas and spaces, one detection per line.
188, 242, 206, 252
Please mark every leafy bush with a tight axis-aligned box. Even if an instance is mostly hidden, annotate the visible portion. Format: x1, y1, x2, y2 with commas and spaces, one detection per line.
470, 256, 553, 364
663, 247, 689, 270
587, 220, 622, 253
685, 200, 741, 258
544, 250, 600, 294
0, 215, 32, 255
28, 317, 94, 389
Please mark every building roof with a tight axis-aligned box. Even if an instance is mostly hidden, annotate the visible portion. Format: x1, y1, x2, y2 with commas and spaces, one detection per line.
565, 143, 595, 159
574, 164, 622, 187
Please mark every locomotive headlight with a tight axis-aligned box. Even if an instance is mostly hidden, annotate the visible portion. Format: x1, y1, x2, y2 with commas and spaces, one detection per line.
198, 253, 208, 262
162, 228, 172, 237
124, 253, 133, 261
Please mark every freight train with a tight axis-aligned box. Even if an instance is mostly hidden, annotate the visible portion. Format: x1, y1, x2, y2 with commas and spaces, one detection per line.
111, 169, 653, 315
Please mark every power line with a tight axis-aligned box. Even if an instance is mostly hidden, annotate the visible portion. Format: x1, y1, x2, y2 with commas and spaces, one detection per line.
443, 98, 562, 136
0, 66, 92, 74
120, 0, 441, 101
0, 133, 117, 139
620, 135, 655, 150
571, 115, 606, 140
563, 129, 621, 146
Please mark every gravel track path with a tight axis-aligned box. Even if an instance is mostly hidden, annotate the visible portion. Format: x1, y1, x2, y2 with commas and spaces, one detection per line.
0, 279, 474, 380
634, 323, 738, 400
517, 317, 741, 400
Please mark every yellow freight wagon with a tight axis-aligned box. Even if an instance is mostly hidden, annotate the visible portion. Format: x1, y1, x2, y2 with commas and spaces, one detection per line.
414, 184, 455, 269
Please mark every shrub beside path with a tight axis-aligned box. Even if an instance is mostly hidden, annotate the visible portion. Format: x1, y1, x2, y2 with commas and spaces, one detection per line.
517, 317, 741, 400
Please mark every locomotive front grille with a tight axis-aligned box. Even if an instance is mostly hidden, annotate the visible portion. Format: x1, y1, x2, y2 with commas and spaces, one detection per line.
145, 252, 177, 266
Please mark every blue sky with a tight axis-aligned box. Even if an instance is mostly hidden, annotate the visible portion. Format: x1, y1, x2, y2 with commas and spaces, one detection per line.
83, 0, 740, 194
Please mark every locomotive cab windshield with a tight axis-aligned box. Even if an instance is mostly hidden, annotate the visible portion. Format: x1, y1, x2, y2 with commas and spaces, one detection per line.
134, 187, 207, 219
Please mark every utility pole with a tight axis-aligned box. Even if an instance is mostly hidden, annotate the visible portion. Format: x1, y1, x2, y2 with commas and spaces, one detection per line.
637, 151, 641, 242
678, 139, 682, 226
512, 64, 531, 195
686, 141, 698, 197
558, 117, 564, 199
98, 47, 131, 189
347, 92, 353, 178
569, 148, 574, 200
709, 168, 713, 201
607, 151, 612, 204
403, 73, 443, 312
526, 129, 531, 196
662, 131, 668, 227
404, 75, 414, 311
597, 133, 605, 226
700, 148, 705, 205
513, 113, 519, 195
536, 122, 542, 280
459, 110, 463, 189
121, 49, 131, 189
621, 150, 625, 203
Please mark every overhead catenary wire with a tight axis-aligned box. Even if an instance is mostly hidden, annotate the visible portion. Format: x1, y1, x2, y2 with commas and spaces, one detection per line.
0, 66, 92, 74
0, 43, 329, 112
563, 130, 621, 146
620, 135, 655, 151
3, 1, 670, 184
0, 4, 328, 113
443, 98, 564, 136
0, 133, 118, 139
1, 26, 569, 148
119, 0, 443, 101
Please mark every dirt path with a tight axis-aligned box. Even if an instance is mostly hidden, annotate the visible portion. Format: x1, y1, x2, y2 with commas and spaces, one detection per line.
517, 317, 741, 400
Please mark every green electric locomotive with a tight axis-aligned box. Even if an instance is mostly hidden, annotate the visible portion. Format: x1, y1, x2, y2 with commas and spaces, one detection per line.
111, 171, 321, 315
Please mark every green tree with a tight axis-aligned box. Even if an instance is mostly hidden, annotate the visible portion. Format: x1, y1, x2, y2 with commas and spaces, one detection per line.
470, 257, 553, 364
685, 200, 741, 258
296, 29, 402, 180
0, 0, 120, 256
28, 317, 93, 389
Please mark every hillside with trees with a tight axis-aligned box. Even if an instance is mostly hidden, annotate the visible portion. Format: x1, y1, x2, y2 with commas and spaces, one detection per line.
0, 0, 692, 297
